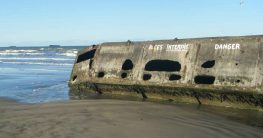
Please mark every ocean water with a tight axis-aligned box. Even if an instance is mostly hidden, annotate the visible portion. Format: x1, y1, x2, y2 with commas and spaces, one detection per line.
0, 46, 84, 103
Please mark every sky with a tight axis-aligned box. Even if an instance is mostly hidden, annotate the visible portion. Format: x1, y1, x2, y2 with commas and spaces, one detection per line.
0, 0, 262, 46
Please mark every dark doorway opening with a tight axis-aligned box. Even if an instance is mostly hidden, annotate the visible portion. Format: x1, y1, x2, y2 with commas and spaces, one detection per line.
143, 74, 152, 81
122, 59, 134, 70
121, 72, 128, 78
201, 60, 215, 68
72, 75, 77, 81
76, 49, 96, 63
194, 75, 215, 84
169, 74, 181, 81
145, 60, 181, 72
97, 72, 105, 78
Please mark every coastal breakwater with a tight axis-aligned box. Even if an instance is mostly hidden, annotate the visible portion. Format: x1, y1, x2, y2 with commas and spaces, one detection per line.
69, 35, 263, 109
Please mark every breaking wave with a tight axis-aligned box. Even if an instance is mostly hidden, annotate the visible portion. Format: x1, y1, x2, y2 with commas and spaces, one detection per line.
56, 53, 77, 57
0, 49, 43, 56
56, 49, 78, 57
0, 46, 84, 67
0, 48, 78, 57
0, 57, 74, 61
0, 52, 45, 56
2, 50, 38, 52
0, 61, 73, 66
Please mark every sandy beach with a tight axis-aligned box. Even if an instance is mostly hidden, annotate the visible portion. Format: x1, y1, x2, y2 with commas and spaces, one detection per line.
0, 99, 262, 138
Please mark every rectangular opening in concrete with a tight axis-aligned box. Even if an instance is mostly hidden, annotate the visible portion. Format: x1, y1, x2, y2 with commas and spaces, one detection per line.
144, 60, 181, 72
143, 74, 152, 81
201, 60, 215, 68
169, 74, 181, 81
122, 59, 134, 70
76, 49, 96, 63
194, 75, 215, 84
97, 71, 105, 78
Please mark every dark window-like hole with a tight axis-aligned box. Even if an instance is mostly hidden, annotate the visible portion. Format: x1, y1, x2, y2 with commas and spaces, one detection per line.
97, 72, 105, 78
76, 49, 96, 63
169, 74, 181, 81
122, 59, 134, 70
236, 80, 241, 83
194, 75, 215, 84
121, 72, 128, 78
89, 59, 93, 69
235, 63, 238, 66
72, 75, 77, 81
201, 60, 215, 68
145, 60, 181, 72
143, 74, 151, 81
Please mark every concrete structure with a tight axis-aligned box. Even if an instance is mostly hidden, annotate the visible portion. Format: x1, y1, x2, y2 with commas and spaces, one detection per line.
69, 35, 263, 109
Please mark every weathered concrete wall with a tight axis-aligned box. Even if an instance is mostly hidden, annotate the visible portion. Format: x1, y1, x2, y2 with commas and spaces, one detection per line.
69, 35, 263, 108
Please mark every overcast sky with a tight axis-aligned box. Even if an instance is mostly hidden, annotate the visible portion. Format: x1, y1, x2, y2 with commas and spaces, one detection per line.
0, 0, 262, 46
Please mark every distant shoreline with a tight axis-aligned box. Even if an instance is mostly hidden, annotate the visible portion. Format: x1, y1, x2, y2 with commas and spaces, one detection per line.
2, 45, 86, 47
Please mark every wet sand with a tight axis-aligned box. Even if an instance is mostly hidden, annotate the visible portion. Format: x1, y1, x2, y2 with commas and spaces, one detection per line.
0, 99, 262, 138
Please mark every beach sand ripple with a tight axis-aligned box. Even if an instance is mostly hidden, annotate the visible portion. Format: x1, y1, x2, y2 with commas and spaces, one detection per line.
0, 99, 262, 138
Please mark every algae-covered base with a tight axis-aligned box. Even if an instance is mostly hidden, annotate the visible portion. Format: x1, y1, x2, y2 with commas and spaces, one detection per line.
69, 82, 263, 111
69, 35, 263, 111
